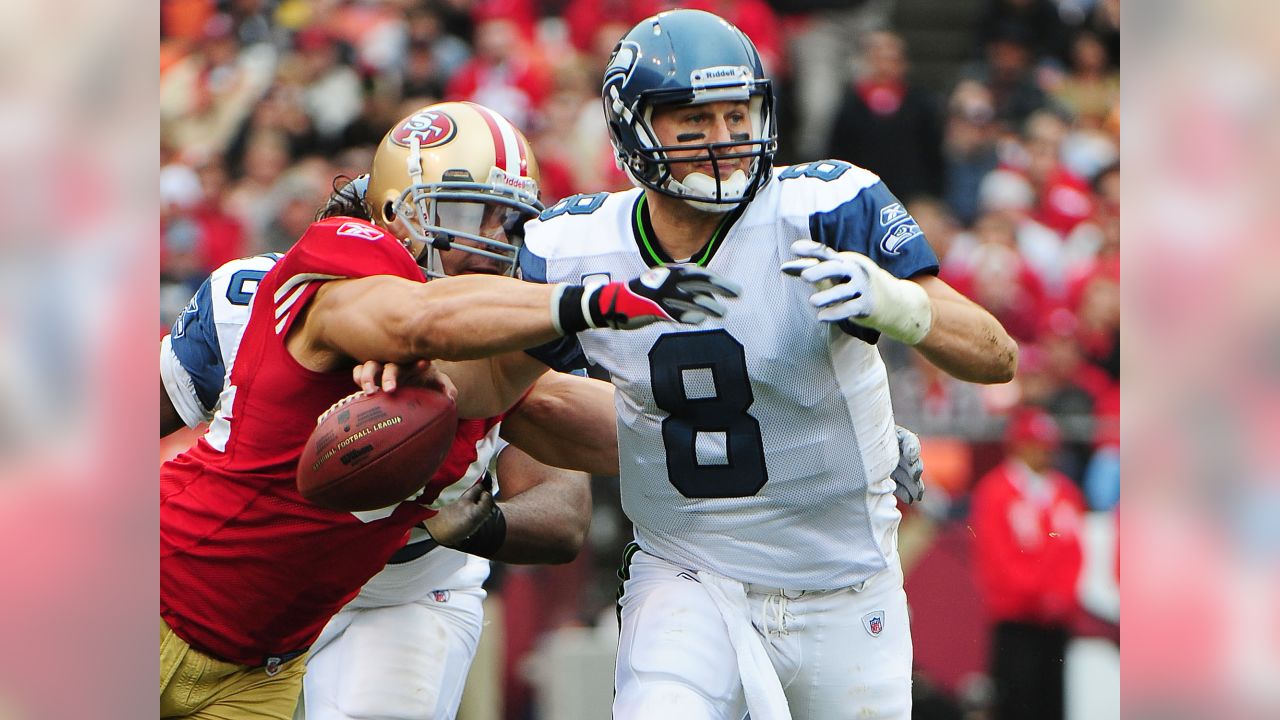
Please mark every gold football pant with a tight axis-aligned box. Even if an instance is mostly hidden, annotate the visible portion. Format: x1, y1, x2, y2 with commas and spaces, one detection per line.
160, 618, 306, 719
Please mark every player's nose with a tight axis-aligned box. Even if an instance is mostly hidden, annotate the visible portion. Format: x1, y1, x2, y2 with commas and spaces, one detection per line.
708, 116, 735, 143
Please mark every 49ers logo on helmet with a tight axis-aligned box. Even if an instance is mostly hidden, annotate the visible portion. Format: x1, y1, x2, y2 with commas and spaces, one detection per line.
390, 110, 457, 148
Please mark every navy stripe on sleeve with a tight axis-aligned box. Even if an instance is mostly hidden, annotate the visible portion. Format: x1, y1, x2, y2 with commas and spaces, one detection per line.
168, 279, 225, 412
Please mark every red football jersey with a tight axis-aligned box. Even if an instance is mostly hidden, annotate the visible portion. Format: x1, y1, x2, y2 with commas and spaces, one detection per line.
161, 217, 500, 666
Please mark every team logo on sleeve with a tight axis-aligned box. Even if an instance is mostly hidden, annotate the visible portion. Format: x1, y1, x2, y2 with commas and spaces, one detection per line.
172, 297, 198, 339
880, 222, 922, 255
389, 109, 457, 149
879, 203, 908, 227
862, 610, 885, 637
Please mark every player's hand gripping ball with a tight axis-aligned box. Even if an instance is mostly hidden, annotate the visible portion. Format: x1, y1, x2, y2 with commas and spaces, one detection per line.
297, 386, 458, 511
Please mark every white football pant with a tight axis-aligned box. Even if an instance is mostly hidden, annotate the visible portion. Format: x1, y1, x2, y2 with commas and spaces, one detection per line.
615, 547, 912, 720
298, 551, 488, 720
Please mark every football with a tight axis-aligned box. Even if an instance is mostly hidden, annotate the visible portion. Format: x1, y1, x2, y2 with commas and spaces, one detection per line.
297, 386, 458, 511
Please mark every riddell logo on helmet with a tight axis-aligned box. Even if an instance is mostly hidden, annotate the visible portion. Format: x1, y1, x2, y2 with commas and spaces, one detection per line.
691, 65, 751, 86
391, 110, 457, 148
487, 168, 538, 197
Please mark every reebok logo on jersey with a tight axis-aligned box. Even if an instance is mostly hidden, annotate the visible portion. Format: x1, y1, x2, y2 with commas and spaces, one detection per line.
879, 203, 908, 227
337, 222, 383, 241
862, 610, 885, 637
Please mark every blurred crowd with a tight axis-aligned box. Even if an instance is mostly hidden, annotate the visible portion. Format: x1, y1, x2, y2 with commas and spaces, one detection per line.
160, 0, 1120, 717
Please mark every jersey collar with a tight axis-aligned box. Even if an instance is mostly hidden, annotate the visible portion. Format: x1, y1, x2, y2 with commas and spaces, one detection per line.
630, 194, 747, 269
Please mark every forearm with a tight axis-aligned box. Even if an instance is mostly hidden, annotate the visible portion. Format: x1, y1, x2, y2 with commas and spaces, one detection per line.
913, 276, 1017, 384
436, 353, 548, 419
401, 276, 564, 360
491, 473, 591, 564
501, 372, 620, 475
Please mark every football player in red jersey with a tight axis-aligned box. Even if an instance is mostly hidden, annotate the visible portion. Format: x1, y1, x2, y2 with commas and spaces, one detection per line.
160, 101, 737, 719
161, 173, 616, 720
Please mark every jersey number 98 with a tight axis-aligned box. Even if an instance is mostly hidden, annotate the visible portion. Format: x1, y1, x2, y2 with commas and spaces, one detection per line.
649, 330, 767, 498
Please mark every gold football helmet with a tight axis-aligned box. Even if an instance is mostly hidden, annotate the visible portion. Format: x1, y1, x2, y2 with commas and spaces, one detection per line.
368, 101, 542, 277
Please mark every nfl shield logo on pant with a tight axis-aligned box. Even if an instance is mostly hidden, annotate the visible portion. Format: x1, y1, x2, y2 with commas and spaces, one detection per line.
862, 610, 885, 637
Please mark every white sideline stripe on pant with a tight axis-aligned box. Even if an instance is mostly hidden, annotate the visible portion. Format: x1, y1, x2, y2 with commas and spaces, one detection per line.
697, 570, 792, 720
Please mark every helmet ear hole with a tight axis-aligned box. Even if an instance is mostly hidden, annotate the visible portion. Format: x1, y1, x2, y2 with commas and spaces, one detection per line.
383, 201, 397, 222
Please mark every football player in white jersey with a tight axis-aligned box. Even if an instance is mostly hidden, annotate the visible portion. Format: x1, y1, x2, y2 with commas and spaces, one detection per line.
160, 175, 603, 720
514, 9, 1018, 720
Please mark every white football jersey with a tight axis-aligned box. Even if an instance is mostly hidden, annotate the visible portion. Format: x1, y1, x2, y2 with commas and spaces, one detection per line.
522, 162, 939, 590
161, 253, 281, 428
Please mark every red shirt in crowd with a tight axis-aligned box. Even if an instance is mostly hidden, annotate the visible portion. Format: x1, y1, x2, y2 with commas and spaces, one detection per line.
970, 458, 1086, 626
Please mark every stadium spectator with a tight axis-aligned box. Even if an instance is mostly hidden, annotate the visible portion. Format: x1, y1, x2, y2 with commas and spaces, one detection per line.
1050, 30, 1119, 128
292, 26, 364, 150
971, 407, 1086, 720
562, 0, 660, 54
226, 82, 320, 172
404, 0, 472, 80
1022, 109, 1095, 236
771, 0, 896, 160
186, 159, 248, 272
957, 207, 1050, 342
446, 17, 552, 130
976, 0, 1072, 68
159, 13, 277, 162
224, 130, 292, 247
1083, 0, 1120, 70
1036, 307, 1116, 482
399, 39, 449, 101
1065, 164, 1120, 380
942, 80, 1001, 226
975, 167, 1070, 296
962, 23, 1051, 129
890, 349, 1000, 440
828, 30, 944, 202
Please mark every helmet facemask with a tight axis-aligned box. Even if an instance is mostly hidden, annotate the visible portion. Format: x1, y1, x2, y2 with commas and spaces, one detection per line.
629, 91, 773, 213
602, 18, 779, 213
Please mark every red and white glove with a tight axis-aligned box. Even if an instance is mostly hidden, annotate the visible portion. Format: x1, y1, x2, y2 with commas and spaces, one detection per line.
553, 265, 740, 333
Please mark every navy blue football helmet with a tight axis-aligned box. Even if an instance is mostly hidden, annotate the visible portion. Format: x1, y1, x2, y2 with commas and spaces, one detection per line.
602, 9, 777, 211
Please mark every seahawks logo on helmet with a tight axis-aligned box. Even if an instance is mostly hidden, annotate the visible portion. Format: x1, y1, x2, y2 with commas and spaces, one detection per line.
603, 41, 641, 105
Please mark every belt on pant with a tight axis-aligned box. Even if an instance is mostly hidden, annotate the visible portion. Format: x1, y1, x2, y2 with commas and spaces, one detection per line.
388, 538, 440, 564
260, 647, 308, 674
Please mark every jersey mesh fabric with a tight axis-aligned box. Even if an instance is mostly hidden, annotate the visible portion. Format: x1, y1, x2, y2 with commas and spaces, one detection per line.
523, 166, 938, 590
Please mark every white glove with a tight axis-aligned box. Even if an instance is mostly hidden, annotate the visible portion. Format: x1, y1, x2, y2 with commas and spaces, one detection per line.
891, 425, 925, 504
780, 240, 933, 345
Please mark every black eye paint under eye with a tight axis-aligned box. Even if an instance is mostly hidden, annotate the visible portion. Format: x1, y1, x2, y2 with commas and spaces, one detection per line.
677, 132, 707, 142
729, 132, 750, 142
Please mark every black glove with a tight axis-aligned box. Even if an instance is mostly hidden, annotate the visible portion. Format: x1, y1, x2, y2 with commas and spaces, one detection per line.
555, 265, 741, 333
423, 480, 507, 558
